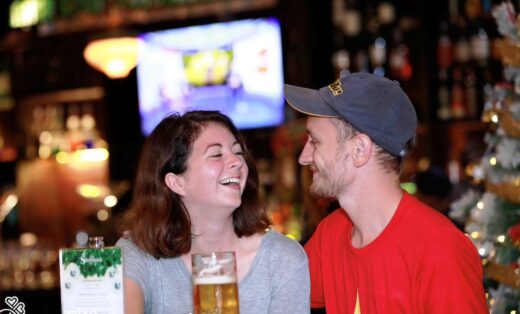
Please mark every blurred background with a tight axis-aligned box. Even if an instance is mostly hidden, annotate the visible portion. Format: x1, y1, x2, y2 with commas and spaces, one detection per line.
0, 0, 519, 312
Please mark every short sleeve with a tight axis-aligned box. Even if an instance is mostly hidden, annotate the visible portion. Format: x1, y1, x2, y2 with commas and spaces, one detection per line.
416, 233, 488, 313
268, 233, 310, 314
116, 237, 150, 296
304, 228, 325, 309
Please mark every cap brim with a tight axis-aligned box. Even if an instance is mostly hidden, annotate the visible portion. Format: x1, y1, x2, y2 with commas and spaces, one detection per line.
284, 84, 338, 118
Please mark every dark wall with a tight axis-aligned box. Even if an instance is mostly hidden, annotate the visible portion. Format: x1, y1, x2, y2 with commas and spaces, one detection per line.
0, 1, 12, 39
103, 71, 144, 182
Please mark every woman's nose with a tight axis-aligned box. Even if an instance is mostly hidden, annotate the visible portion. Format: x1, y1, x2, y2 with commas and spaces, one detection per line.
228, 153, 244, 168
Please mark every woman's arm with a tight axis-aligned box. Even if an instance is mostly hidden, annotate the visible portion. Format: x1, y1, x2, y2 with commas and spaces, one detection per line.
268, 236, 310, 314
124, 277, 145, 314
116, 238, 149, 314
269, 256, 310, 313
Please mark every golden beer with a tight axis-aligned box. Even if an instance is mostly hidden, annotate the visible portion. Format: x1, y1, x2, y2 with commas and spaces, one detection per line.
193, 276, 239, 314
192, 252, 240, 314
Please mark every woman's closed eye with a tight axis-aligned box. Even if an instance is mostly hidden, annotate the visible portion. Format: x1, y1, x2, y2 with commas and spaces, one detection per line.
208, 151, 242, 158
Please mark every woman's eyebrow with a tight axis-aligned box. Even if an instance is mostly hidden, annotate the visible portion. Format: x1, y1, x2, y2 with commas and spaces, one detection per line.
202, 143, 222, 154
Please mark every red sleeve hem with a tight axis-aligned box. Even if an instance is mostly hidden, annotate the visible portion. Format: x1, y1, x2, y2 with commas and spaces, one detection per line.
311, 301, 325, 308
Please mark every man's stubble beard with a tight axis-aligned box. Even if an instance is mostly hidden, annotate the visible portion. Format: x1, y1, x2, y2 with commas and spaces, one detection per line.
309, 152, 350, 199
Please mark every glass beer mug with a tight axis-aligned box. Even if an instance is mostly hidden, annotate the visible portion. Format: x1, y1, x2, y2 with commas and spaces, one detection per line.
192, 251, 240, 314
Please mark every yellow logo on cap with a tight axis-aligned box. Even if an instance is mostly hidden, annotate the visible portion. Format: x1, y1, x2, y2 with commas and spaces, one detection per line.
328, 79, 343, 96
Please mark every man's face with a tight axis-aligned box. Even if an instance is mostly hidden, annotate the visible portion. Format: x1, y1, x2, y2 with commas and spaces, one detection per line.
298, 117, 351, 198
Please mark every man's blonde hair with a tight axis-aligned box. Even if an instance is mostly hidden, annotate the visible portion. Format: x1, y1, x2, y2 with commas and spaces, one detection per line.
331, 118, 401, 174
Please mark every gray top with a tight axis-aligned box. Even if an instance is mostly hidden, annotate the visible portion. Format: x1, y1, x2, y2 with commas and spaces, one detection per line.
116, 230, 310, 314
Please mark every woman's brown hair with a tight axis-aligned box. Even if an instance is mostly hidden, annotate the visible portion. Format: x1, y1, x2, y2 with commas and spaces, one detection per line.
118, 111, 271, 258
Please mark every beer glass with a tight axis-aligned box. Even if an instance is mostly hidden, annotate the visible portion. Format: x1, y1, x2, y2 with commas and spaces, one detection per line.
192, 251, 239, 314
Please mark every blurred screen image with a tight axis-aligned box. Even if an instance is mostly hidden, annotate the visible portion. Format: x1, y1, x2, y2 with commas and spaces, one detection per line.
137, 17, 285, 134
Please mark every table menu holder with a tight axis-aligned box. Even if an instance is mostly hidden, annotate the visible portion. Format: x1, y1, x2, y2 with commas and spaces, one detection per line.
59, 236, 124, 314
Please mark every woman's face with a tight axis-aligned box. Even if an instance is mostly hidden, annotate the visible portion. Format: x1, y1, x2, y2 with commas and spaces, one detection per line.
176, 123, 249, 214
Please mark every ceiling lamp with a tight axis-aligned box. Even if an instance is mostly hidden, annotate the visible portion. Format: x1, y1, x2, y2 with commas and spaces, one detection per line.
83, 36, 143, 79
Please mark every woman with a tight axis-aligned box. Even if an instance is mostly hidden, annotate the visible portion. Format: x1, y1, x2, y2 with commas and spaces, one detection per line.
117, 111, 309, 314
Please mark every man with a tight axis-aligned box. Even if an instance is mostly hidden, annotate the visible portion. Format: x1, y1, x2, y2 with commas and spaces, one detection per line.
284, 71, 487, 313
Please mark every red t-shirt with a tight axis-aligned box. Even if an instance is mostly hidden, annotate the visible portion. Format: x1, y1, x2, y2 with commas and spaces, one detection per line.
304, 193, 488, 314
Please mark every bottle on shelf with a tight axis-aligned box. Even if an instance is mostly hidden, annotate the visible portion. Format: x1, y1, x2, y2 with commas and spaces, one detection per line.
463, 66, 479, 118
389, 28, 412, 81
437, 20, 454, 70
450, 67, 467, 119
436, 20, 454, 120
437, 81, 452, 120
369, 36, 388, 76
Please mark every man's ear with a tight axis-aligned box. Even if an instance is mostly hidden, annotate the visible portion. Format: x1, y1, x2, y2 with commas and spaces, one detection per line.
352, 134, 372, 167
164, 173, 186, 196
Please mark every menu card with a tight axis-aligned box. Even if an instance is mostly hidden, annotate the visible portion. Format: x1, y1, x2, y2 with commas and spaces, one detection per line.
59, 247, 124, 314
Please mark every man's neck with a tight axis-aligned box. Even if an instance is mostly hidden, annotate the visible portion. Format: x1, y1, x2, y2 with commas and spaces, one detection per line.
339, 179, 403, 248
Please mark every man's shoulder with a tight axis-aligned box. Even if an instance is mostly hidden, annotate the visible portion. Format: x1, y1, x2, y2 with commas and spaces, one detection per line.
399, 194, 477, 253
401, 193, 462, 231
309, 208, 351, 242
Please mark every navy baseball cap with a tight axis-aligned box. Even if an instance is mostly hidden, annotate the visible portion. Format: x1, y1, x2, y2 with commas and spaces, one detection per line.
284, 71, 417, 157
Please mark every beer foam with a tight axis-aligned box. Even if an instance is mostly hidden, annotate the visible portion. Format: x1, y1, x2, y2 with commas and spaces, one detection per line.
194, 276, 237, 285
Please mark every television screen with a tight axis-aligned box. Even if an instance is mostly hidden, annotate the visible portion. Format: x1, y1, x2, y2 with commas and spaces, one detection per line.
137, 17, 285, 135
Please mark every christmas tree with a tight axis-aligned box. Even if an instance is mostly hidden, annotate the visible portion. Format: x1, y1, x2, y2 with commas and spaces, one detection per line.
450, 2, 520, 312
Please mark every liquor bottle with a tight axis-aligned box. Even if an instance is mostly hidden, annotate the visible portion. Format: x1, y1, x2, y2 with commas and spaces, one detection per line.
450, 68, 467, 119
66, 104, 82, 151
448, 0, 460, 21
341, 10, 362, 38
389, 29, 412, 81
436, 20, 453, 120
464, 0, 483, 20
468, 21, 490, 65
332, 0, 365, 74
463, 66, 478, 118
354, 50, 370, 73
369, 36, 387, 76
453, 31, 471, 65
332, 49, 350, 75
437, 20, 453, 70
377, 1, 396, 27
437, 84, 452, 120
80, 102, 99, 149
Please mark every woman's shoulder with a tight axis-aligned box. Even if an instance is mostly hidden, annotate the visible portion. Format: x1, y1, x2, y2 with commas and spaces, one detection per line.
116, 236, 155, 261
115, 236, 138, 250
261, 229, 307, 260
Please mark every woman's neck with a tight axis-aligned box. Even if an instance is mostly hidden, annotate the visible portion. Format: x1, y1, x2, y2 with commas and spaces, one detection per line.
190, 216, 239, 253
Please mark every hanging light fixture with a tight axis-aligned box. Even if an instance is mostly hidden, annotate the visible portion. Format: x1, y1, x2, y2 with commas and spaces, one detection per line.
83, 35, 143, 79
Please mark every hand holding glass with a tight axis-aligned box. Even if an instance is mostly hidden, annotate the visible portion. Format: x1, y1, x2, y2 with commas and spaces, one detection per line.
192, 252, 239, 314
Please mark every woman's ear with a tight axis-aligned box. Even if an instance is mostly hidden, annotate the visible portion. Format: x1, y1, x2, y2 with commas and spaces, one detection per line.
352, 134, 372, 167
164, 173, 186, 196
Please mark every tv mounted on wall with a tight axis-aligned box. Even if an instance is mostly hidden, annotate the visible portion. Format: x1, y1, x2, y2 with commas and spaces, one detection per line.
136, 17, 285, 135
